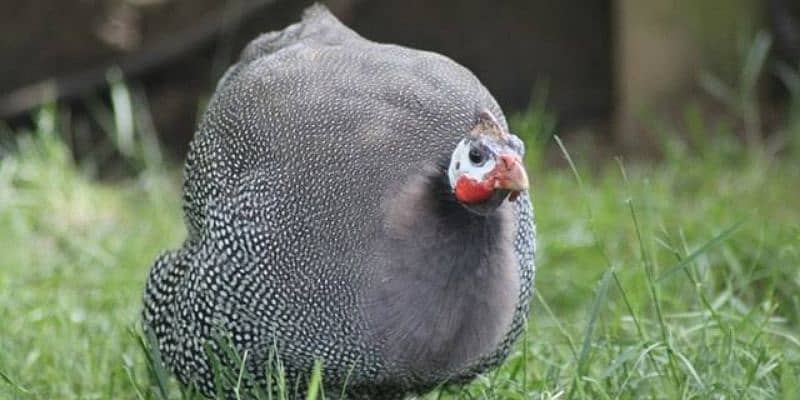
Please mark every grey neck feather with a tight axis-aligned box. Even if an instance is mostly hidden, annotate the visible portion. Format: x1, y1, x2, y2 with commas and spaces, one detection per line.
363, 163, 519, 382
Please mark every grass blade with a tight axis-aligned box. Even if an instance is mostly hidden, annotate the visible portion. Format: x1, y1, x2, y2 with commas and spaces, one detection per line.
657, 221, 745, 282
576, 267, 613, 377
0, 368, 31, 394
305, 360, 323, 400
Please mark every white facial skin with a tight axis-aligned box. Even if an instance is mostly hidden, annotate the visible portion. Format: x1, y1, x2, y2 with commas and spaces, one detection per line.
447, 139, 497, 189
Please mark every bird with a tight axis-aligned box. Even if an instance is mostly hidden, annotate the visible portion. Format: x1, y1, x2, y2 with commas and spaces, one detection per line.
142, 4, 536, 399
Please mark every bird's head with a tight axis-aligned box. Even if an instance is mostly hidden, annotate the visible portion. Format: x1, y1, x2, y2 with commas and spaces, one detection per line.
447, 110, 529, 215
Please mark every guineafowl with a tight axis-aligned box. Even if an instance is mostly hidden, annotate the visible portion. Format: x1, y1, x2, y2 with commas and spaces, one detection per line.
142, 4, 535, 398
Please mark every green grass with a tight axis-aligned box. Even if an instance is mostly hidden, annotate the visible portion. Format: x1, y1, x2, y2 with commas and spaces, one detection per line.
1, 98, 799, 399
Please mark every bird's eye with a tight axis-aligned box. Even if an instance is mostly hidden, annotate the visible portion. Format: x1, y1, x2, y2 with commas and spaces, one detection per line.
468, 147, 484, 164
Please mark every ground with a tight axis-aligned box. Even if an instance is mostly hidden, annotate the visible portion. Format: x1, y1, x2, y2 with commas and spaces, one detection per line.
0, 102, 798, 399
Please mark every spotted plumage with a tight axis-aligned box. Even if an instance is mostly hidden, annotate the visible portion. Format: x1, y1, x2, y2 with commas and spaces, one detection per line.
142, 5, 535, 399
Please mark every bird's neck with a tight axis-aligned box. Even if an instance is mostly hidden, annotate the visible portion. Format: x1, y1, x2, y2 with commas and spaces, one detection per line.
363, 164, 519, 380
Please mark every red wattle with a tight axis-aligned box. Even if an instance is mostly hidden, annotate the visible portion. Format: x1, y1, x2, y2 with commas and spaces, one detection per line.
454, 176, 494, 203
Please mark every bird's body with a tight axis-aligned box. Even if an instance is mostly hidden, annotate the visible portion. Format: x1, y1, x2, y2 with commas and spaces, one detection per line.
143, 5, 535, 398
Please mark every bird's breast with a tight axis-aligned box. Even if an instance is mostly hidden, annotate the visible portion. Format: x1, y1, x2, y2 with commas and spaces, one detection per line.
361, 171, 520, 382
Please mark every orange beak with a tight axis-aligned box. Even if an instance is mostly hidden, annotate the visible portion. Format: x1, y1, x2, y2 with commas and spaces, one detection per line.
484, 153, 529, 202
490, 154, 529, 191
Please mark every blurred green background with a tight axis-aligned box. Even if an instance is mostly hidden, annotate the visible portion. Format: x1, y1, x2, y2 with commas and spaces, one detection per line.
1, 1, 799, 399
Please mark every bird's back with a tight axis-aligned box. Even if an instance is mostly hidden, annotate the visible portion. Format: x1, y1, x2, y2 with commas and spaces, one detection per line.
183, 5, 501, 237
